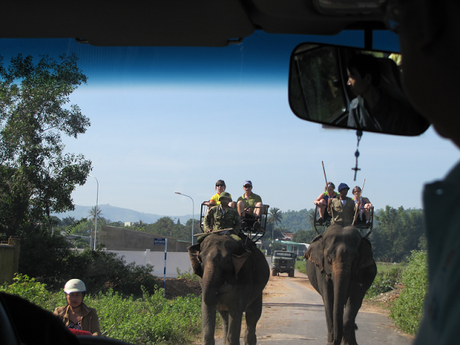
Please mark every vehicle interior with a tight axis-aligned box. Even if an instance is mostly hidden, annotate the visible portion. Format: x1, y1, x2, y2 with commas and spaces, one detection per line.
1, 0, 417, 344
3, 0, 388, 47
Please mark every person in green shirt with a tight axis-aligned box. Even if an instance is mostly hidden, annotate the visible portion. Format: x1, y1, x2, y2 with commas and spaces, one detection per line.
236, 180, 263, 219
199, 192, 241, 244
203, 192, 241, 235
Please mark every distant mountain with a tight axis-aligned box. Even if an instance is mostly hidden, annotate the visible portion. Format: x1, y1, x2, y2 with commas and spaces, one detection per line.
53, 204, 193, 224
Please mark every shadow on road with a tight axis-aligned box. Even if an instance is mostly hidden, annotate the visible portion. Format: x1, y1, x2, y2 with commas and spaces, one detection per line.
263, 302, 323, 310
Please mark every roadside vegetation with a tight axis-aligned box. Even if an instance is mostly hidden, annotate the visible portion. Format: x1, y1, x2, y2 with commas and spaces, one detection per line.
366, 252, 427, 336
366, 262, 406, 298
1, 274, 202, 345
17, 231, 159, 295
389, 251, 427, 335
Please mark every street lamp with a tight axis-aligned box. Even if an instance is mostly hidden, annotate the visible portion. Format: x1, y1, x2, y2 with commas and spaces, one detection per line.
89, 174, 99, 250
174, 192, 194, 245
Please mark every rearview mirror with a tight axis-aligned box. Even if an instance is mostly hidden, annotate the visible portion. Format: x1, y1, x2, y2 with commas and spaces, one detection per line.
288, 43, 430, 136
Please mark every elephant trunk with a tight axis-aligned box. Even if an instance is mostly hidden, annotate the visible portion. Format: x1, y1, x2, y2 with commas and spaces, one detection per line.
202, 297, 217, 345
201, 263, 223, 345
202, 262, 223, 306
332, 261, 351, 345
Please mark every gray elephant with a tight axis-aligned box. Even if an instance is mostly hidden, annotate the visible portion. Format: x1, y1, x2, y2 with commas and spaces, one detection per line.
305, 224, 376, 345
188, 233, 269, 345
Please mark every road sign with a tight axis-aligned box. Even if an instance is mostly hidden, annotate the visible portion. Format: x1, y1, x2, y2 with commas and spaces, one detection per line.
154, 238, 165, 245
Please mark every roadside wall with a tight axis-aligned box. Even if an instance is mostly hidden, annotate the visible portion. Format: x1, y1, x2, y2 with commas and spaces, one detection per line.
0, 238, 20, 285
107, 250, 192, 278
100, 225, 190, 252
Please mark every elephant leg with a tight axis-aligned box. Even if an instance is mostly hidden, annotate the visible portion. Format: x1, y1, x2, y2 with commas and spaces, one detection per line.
342, 297, 359, 345
219, 310, 229, 345
226, 311, 243, 345
202, 301, 217, 345
244, 294, 263, 345
342, 265, 376, 345
322, 280, 335, 344
308, 263, 335, 344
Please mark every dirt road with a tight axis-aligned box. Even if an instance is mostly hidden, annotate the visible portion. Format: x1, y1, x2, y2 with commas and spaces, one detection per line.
216, 270, 413, 345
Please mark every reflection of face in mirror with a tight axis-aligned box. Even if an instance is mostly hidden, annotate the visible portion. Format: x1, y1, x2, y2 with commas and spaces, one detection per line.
288, 43, 430, 136
347, 67, 374, 99
346, 54, 428, 135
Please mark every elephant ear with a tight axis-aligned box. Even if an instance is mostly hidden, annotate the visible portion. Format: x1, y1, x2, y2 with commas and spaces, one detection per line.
305, 235, 324, 272
357, 237, 375, 269
232, 252, 251, 278
187, 244, 203, 278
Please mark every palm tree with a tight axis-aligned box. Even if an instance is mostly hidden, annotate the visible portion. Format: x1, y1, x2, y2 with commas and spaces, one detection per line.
268, 207, 283, 226
88, 206, 102, 219
268, 207, 283, 240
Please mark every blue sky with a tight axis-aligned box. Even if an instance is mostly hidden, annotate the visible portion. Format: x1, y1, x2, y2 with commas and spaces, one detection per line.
2, 33, 458, 218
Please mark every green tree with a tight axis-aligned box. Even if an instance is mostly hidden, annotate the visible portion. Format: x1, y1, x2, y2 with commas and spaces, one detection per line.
145, 216, 176, 238
0, 54, 91, 235
279, 208, 314, 231
61, 216, 76, 226
0, 165, 31, 235
268, 207, 283, 226
371, 206, 425, 262
128, 216, 195, 243
88, 206, 103, 219
292, 229, 317, 244
307, 208, 316, 230
266, 207, 283, 240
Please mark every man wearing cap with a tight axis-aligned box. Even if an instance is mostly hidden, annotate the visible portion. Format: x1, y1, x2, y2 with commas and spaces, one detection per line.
203, 192, 241, 235
237, 180, 263, 219
328, 183, 358, 227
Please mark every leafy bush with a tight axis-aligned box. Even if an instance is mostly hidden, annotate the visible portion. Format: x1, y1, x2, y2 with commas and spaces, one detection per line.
366, 264, 403, 298
1, 276, 202, 345
62, 248, 159, 297
176, 267, 200, 281
0, 274, 61, 311
83, 289, 202, 344
18, 228, 75, 290
18, 230, 159, 297
390, 250, 427, 335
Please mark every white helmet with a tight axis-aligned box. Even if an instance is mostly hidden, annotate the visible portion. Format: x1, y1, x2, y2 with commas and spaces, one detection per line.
64, 279, 86, 294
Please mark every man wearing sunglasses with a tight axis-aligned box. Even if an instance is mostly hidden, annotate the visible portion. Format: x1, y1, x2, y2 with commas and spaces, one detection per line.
384, 0, 460, 343
236, 180, 263, 219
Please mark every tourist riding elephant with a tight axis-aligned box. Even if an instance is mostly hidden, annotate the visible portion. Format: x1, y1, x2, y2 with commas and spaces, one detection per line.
188, 233, 269, 345
305, 224, 376, 345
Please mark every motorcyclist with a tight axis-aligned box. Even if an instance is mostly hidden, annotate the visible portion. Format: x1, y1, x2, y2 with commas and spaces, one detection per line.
54, 279, 101, 336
